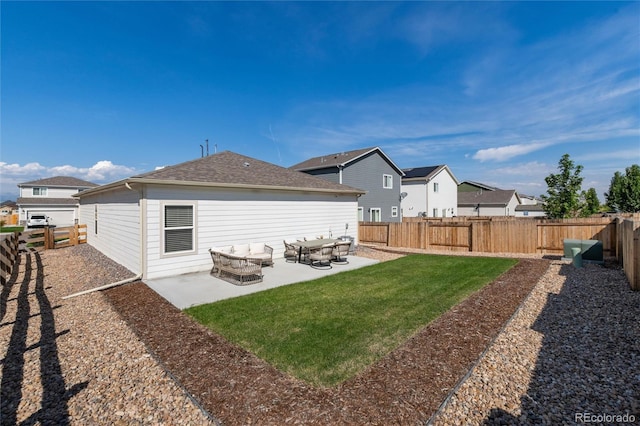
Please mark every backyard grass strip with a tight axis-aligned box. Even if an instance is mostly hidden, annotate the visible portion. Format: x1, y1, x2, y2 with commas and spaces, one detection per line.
185, 254, 518, 386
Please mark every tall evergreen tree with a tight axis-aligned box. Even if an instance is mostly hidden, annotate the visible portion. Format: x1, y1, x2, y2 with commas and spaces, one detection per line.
541, 154, 584, 218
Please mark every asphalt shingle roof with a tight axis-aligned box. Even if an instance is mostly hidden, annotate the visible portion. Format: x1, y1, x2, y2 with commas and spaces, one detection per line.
458, 189, 518, 206
16, 197, 79, 206
131, 151, 364, 194
290, 146, 404, 175
290, 147, 376, 171
19, 176, 98, 188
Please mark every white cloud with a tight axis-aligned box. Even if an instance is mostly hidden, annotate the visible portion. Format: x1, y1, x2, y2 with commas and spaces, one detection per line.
492, 161, 550, 176
0, 160, 138, 199
473, 142, 551, 162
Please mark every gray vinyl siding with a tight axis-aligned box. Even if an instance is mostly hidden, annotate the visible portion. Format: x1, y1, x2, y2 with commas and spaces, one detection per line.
303, 168, 340, 184
297, 151, 402, 222
342, 151, 402, 222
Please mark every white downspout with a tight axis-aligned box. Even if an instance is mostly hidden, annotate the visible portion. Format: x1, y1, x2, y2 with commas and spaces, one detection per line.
62, 274, 143, 299
62, 181, 147, 299
140, 185, 147, 279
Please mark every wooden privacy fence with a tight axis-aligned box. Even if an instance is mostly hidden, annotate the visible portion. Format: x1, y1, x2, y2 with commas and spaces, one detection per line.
0, 225, 87, 285
619, 217, 640, 291
360, 218, 617, 255
1, 232, 20, 285
360, 216, 640, 290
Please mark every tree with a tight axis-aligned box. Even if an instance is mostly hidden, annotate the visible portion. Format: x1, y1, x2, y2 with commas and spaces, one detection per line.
541, 154, 584, 218
605, 164, 640, 212
580, 187, 600, 217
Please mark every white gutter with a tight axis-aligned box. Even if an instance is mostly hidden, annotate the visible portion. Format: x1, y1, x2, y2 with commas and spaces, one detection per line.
62, 274, 142, 299
75, 177, 365, 198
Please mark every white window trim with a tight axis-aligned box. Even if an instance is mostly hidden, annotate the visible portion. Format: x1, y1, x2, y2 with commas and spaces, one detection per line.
433, 182, 439, 193
358, 207, 364, 222
32, 187, 48, 196
383, 174, 393, 189
370, 207, 382, 222
391, 206, 398, 217
161, 202, 197, 257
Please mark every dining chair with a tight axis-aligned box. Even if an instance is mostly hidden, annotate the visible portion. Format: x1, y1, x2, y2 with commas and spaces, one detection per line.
308, 244, 334, 269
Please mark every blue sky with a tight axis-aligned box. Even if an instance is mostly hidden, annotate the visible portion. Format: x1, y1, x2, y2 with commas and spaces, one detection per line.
2, 1, 639, 202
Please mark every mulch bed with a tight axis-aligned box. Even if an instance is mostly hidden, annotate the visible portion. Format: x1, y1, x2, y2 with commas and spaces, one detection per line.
104, 258, 550, 425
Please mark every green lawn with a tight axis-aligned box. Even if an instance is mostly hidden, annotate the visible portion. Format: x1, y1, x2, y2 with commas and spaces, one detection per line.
0, 226, 24, 233
185, 254, 517, 387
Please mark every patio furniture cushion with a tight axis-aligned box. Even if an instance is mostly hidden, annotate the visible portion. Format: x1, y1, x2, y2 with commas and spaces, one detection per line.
212, 245, 233, 254
233, 244, 251, 257
249, 242, 265, 254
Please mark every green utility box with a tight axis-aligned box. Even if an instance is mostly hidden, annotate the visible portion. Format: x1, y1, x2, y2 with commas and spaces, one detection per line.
562, 239, 604, 265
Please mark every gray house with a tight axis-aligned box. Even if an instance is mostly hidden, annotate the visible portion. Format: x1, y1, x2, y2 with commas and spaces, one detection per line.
291, 147, 404, 222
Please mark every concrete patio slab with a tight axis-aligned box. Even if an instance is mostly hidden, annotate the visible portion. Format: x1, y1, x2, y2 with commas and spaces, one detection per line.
144, 256, 379, 309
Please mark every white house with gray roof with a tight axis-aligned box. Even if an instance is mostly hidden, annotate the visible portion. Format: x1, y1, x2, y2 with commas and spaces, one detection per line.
457, 189, 521, 217
75, 151, 365, 279
401, 165, 459, 217
291, 147, 404, 222
17, 176, 98, 227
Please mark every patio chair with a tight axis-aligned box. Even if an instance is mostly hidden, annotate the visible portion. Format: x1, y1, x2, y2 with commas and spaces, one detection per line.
283, 240, 299, 263
308, 244, 334, 269
331, 241, 351, 264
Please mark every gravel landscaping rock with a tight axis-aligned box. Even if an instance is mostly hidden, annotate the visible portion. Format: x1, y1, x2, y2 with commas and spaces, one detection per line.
2, 243, 636, 425
0, 245, 212, 425
430, 260, 640, 425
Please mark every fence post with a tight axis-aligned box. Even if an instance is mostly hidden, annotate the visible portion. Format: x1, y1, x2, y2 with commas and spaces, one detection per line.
633, 226, 640, 291
45, 226, 53, 249
1, 232, 19, 286
71, 225, 78, 246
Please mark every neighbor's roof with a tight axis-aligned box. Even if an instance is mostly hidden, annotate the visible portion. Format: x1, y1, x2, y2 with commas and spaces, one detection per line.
515, 203, 545, 212
458, 189, 520, 206
18, 176, 98, 188
17, 197, 79, 206
290, 146, 405, 176
458, 180, 501, 191
76, 151, 365, 197
402, 165, 459, 184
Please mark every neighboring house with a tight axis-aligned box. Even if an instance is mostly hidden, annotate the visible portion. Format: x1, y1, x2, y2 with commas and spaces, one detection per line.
75, 151, 365, 279
0, 201, 18, 225
401, 165, 459, 218
515, 193, 546, 217
457, 189, 522, 217
17, 176, 98, 227
290, 147, 404, 222
458, 180, 501, 193
515, 203, 546, 217
1, 200, 17, 215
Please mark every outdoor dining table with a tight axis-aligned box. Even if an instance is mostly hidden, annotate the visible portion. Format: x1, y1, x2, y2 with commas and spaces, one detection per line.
292, 238, 340, 263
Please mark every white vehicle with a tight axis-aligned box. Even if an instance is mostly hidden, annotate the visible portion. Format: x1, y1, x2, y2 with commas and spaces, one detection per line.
27, 214, 49, 228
